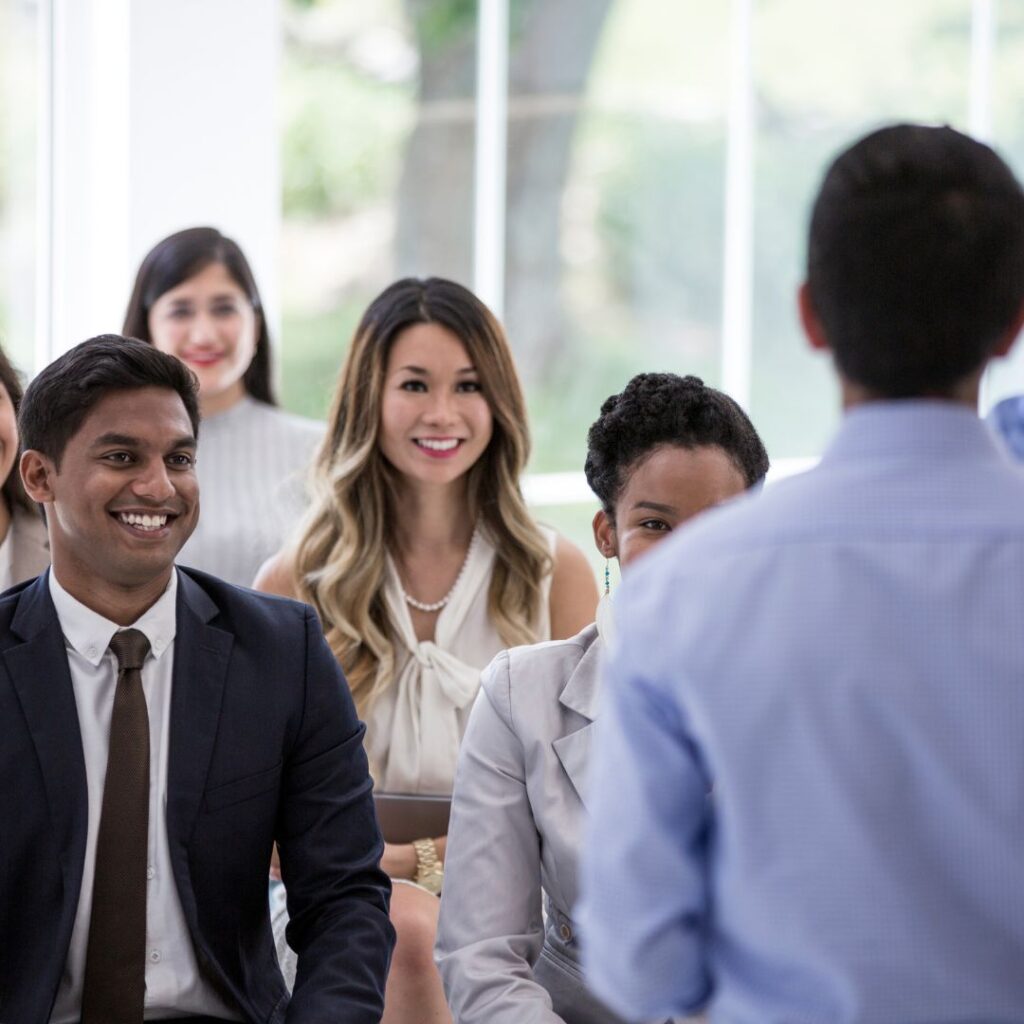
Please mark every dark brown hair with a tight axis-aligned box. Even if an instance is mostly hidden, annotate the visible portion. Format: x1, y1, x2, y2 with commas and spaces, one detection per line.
585, 372, 769, 517
0, 344, 33, 515
19, 335, 200, 470
122, 226, 275, 404
807, 124, 1024, 397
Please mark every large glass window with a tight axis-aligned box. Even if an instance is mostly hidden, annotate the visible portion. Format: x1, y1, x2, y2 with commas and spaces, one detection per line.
279, 0, 476, 419
749, 0, 974, 456
279, 0, 1024, 562
506, 1, 730, 474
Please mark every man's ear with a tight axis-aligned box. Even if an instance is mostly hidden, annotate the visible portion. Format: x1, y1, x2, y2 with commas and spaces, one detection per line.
20, 449, 56, 504
798, 282, 830, 352
991, 299, 1024, 358
592, 508, 617, 560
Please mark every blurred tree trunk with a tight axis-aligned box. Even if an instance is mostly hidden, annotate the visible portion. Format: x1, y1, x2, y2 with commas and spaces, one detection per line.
397, 0, 613, 384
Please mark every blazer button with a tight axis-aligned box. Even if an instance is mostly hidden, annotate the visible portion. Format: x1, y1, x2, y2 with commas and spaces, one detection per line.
559, 922, 573, 942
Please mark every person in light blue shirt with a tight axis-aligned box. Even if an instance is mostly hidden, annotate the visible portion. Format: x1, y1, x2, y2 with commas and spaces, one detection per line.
986, 393, 1024, 460
579, 123, 1024, 1024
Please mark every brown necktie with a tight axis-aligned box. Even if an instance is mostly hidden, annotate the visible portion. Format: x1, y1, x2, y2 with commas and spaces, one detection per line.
81, 628, 152, 1024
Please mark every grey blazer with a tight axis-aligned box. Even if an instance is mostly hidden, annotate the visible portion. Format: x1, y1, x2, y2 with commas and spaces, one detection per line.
436, 623, 628, 1024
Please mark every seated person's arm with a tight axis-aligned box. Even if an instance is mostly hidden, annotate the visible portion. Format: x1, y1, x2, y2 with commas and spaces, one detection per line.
278, 606, 396, 1022
256, 553, 446, 884
579, 634, 713, 1020
436, 652, 566, 1023
253, 550, 299, 599
549, 534, 599, 640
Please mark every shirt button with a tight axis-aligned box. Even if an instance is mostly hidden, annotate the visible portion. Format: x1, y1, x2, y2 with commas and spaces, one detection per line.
86, 646, 97, 659
149, 949, 161, 963
559, 922, 573, 942
147, 865, 155, 880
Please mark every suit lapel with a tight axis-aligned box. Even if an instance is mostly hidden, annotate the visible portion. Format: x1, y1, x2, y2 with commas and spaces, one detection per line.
166, 571, 233, 852
552, 628, 603, 809
552, 726, 594, 809
3, 573, 88, 896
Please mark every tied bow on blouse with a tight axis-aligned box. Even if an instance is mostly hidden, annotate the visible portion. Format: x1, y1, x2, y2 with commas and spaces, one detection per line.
379, 535, 495, 793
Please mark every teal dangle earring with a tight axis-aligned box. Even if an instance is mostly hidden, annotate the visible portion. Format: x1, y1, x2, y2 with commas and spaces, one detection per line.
604, 558, 611, 596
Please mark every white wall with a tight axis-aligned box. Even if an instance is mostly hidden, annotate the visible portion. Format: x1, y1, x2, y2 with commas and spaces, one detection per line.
45, 0, 280, 361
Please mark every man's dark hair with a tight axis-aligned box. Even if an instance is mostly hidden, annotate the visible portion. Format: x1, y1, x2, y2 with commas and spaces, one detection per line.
807, 123, 1024, 397
19, 335, 200, 467
585, 372, 769, 515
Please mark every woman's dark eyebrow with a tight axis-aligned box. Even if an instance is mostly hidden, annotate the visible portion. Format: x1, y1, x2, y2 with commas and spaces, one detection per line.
90, 432, 144, 448
632, 500, 677, 514
396, 366, 478, 375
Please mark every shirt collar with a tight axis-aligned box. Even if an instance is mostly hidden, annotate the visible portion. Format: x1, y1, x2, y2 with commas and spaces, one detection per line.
48, 568, 179, 667
820, 399, 1008, 467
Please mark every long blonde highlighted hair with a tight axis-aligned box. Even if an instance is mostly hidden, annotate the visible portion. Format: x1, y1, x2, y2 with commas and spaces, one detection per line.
294, 277, 551, 715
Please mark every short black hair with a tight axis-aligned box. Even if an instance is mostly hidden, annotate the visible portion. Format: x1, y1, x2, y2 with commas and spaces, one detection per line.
585, 372, 769, 514
19, 335, 201, 468
807, 123, 1024, 397
123, 226, 276, 405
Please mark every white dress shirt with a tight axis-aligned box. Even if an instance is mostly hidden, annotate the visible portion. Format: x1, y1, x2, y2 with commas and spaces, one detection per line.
49, 568, 241, 1022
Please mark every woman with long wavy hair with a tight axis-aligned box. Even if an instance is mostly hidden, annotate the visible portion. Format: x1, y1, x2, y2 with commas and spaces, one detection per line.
255, 276, 597, 1023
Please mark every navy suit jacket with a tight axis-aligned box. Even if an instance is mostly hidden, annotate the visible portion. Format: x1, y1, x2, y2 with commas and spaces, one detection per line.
0, 567, 394, 1024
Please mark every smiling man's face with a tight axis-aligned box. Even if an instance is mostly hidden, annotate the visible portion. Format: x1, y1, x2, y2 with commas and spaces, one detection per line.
23, 386, 199, 600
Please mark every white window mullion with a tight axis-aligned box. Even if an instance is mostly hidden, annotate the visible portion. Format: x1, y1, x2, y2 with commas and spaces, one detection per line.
34, 0, 55, 373
473, 0, 509, 320
720, 0, 756, 409
971, 0, 998, 411
48, 0, 131, 358
969, 0, 997, 142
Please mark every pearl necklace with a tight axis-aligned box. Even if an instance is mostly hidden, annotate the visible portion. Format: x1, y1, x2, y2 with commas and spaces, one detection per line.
402, 529, 480, 614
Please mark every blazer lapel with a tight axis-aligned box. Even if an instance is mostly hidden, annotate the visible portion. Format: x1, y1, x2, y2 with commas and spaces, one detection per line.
166, 570, 233, 852
552, 628, 603, 809
3, 572, 88, 896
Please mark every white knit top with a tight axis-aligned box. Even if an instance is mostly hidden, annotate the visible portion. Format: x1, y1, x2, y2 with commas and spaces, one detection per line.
177, 396, 324, 587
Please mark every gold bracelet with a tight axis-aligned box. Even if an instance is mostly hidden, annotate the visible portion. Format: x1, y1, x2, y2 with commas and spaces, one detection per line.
412, 837, 444, 895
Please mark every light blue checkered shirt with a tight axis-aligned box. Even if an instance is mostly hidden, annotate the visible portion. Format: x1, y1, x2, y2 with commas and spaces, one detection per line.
580, 401, 1024, 1024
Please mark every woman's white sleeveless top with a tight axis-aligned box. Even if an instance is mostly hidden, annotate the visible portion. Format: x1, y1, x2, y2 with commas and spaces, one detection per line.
365, 526, 554, 794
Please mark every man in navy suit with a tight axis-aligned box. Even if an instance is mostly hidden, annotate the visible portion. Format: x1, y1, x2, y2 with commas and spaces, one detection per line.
0, 335, 394, 1023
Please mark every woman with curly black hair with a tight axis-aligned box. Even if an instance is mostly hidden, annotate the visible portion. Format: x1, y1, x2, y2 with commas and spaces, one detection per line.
436, 372, 768, 1024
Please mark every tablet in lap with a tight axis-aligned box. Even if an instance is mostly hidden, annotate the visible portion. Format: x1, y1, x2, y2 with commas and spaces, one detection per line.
374, 792, 451, 844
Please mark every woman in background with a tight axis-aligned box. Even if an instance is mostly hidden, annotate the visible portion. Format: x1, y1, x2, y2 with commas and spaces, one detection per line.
256, 276, 597, 1024
123, 226, 322, 586
0, 343, 48, 588
436, 372, 770, 1024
